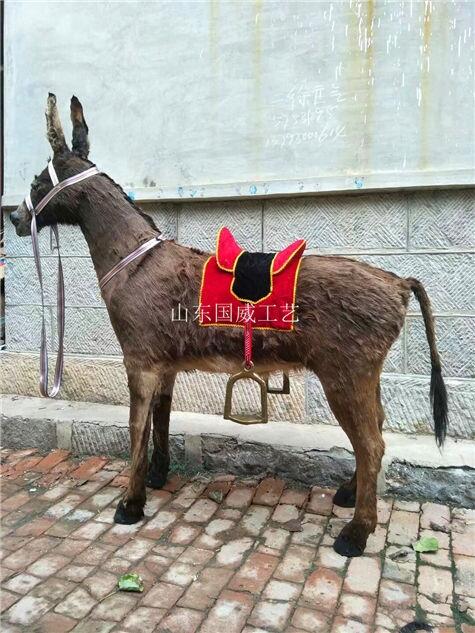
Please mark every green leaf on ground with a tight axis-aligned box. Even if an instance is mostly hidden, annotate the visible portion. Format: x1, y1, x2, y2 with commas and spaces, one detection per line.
412, 536, 439, 553
208, 490, 224, 504
117, 572, 144, 592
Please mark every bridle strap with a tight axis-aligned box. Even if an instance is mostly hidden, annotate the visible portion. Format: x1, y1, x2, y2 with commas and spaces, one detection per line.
48, 160, 59, 186
30, 215, 65, 397
26, 160, 162, 394
99, 235, 163, 290
26, 160, 100, 397
26, 165, 101, 216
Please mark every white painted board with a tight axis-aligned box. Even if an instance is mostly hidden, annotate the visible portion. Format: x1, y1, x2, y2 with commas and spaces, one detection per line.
4, 0, 475, 203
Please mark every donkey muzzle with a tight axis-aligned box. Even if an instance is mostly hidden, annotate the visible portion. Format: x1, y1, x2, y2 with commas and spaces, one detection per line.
10, 208, 31, 236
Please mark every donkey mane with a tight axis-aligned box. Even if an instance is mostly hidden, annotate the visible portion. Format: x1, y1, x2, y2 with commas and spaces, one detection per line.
80, 157, 159, 233
102, 173, 159, 232
95, 165, 205, 255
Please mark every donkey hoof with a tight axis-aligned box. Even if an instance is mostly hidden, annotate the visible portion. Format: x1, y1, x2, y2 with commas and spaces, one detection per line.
333, 485, 356, 508
147, 465, 168, 490
147, 471, 168, 489
113, 500, 144, 525
333, 532, 364, 558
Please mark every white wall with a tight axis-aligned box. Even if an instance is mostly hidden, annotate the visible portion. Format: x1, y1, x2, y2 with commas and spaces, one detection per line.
4, 0, 474, 204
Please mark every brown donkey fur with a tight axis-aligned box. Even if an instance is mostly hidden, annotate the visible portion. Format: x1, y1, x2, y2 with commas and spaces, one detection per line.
11, 95, 448, 557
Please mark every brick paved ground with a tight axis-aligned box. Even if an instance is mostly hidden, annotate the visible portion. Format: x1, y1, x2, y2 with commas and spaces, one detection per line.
0, 448, 474, 633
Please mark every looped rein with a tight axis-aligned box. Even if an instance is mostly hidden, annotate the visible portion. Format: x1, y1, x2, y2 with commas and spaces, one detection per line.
24, 161, 101, 397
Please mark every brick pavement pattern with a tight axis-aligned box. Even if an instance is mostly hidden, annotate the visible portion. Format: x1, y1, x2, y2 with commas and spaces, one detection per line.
0, 448, 474, 633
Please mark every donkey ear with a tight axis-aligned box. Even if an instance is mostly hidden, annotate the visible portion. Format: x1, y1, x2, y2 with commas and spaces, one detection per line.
70, 96, 90, 159
45, 93, 69, 154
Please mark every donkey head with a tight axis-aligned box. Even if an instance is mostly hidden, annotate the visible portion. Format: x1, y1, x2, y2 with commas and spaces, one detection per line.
10, 93, 93, 236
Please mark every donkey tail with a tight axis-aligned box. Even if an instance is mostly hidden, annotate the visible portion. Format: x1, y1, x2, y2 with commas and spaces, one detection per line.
407, 278, 448, 446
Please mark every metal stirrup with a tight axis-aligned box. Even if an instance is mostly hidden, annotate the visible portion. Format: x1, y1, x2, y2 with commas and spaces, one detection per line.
223, 313, 269, 425
224, 366, 269, 425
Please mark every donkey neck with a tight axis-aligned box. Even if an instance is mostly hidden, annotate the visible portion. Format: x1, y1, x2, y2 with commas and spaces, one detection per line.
78, 177, 158, 280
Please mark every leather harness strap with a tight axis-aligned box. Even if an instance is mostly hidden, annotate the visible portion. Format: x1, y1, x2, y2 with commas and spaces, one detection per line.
30, 214, 64, 397
25, 165, 101, 217
24, 160, 162, 397
24, 161, 101, 397
99, 235, 163, 290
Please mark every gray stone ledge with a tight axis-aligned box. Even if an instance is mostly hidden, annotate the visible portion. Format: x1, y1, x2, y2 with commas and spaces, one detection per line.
307, 372, 475, 439
386, 462, 475, 509
0, 352, 306, 424
1, 395, 474, 507
1, 351, 474, 438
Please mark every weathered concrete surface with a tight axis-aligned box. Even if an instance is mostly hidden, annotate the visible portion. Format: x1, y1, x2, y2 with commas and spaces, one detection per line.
386, 461, 475, 509
201, 435, 355, 490
2, 395, 474, 507
2, 350, 474, 438
307, 372, 475, 439
0, 410, 57, 454
5, 3, 474, 202
0, 353, 307, 425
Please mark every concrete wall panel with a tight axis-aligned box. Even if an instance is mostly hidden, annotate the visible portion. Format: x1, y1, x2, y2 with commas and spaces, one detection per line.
409, 189, 475, 251
263, 193, 407, 252
177, 200, 262, 251
146, 203, 179, 240
62, 308, 121, 356
406, 317, 475, 379
306, 372, 475, 438
359, 253, 475, 315
6, 257, 101, 308
5, 305, 55, 353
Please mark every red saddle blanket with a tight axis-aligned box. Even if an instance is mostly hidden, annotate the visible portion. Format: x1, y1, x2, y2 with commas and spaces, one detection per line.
199, 227, 306, 330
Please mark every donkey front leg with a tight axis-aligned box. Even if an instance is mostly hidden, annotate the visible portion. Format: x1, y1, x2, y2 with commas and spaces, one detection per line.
114, 369, 157, 525
148, 371, 176, 489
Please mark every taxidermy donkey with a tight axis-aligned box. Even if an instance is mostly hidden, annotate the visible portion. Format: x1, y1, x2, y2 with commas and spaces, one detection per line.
10, 95, 448, 557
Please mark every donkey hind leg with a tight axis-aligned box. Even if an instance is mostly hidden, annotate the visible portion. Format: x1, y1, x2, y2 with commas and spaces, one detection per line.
321, 376, 385, 557
333, 382, 385, 509
114, 369, 157, 525
148, 372, 176, 489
